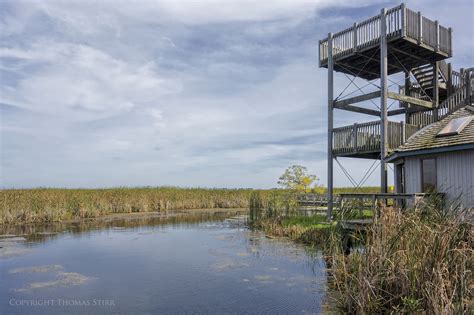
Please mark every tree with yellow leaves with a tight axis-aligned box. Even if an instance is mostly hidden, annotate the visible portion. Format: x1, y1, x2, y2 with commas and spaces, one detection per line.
277, 165, 319, 193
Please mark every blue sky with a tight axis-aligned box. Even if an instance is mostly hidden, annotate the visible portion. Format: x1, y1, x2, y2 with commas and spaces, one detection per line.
1, 0, 473, 188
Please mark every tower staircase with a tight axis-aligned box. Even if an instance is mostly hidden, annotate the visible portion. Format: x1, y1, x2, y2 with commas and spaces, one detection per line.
410, 61, 448, 100
407, 67, 473, 126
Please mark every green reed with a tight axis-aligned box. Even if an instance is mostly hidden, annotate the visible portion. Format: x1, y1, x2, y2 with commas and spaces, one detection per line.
326, 198, 473, 314
0, 187, 271, 225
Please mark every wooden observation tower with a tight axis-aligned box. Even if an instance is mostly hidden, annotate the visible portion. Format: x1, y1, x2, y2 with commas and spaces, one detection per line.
320, 4, 472, 219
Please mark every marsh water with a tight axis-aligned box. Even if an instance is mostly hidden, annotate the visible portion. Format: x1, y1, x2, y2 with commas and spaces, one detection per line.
0, 211, 327, 314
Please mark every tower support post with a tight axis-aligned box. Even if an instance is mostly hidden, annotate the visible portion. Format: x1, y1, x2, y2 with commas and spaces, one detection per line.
380, 8, 388, 193
405, 70, 411, 123
327, 32, 334, 221
433, 61, 439, 121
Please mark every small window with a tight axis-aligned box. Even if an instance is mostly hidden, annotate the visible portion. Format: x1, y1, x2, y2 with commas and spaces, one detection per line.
437, 116, 473, 137
421, 159, 437, 192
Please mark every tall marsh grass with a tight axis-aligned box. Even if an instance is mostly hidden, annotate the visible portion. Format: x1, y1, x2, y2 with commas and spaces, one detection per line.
249, 191, 299, 223
327, 201, 473, 313
0, 187, 264, 225
249, 191, 335, 244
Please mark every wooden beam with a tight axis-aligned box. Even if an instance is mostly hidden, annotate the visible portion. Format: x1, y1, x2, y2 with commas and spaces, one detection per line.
334, 103, 381, 116
334, 91, 381, 107
388, 46, 431, 65
387, 91, 433, 108
356, 52, 405, 73
388, 108, 406, 116
335, 62, 381, 80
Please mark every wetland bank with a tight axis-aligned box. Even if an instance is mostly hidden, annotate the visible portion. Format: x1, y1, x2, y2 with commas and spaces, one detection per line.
0, 208, 328, 314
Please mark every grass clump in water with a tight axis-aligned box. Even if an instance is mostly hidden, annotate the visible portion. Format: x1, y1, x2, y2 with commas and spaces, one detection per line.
249, 191, 335, 245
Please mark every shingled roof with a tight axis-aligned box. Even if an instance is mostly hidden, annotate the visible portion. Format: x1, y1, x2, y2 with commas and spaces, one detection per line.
387, 105, 474, 160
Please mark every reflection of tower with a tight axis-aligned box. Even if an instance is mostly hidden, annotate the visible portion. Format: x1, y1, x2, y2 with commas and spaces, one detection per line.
319, 4, 468, 219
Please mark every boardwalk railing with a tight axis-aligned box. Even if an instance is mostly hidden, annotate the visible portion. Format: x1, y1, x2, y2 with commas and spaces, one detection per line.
319, 4, 452, 66
338, 192, 446, 218
333, 120, 420, 156
297, 194, 328, 207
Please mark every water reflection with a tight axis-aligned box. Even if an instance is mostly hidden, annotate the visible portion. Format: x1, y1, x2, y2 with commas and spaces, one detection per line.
0, 211, 326, 314
0, 211, 245, 244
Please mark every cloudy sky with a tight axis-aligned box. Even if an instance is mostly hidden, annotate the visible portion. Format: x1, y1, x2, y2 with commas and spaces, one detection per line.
1, 0, 473, 189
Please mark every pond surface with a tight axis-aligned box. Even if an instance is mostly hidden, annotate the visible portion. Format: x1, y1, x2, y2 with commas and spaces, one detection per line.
0, 211, 327, 314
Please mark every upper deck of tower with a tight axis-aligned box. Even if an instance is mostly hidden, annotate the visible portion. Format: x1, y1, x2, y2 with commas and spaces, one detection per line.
319, 4, 452, 80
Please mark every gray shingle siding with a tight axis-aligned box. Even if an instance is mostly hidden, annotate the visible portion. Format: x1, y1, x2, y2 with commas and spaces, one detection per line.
398, 150, 474, 208
436, 150, 474, 208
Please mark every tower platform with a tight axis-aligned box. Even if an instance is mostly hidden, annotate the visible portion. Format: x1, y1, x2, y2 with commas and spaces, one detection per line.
319, 4, 452, 80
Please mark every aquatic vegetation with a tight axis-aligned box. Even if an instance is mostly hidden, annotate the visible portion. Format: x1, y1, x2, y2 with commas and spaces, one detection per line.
327, 202, 473, 314
249, 191, 336, 245
211, 259, 250, 272
15, 272, 94, 292
0, 187, 375, 225
0, 187, 268, 225
249, 191, 473, 313
9, 265, 64, 274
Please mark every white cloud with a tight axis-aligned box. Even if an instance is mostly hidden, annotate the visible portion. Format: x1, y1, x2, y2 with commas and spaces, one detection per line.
0, 42, 180, 120
11, 0, 387, 33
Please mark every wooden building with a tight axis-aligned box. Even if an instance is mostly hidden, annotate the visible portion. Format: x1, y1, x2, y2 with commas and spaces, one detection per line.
387, 106, 474, 208
319, 3, 474, 217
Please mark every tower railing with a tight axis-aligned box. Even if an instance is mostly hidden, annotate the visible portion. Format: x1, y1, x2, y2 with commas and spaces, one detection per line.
319, 4, 452, 66
332, 120, 420, 156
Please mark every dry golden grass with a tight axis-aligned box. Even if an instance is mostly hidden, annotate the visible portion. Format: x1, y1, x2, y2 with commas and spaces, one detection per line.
328, 205, 473, 314
0, 187, 269, 225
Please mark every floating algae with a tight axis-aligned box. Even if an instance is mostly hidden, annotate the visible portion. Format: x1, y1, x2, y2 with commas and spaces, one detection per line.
211, 259, 250, 271
9, 265, 64, 274
14, 272, 95, 292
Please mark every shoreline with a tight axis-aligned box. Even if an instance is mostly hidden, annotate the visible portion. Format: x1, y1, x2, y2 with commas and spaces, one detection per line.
0, 208, 248, 228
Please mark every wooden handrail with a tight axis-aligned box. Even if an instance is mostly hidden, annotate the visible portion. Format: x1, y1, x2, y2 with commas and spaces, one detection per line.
333, 120, 420, 156
319, 4, 452, 65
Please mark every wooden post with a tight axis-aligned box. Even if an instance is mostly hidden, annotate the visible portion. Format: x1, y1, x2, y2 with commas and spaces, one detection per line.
401, 3, 406, 37
467, 70, 472, 106
405, 70, 411, 123
327, 32, 334, 222
352, 123, 358, 153
417, 11, 422, 44
433, 62, 439, 121
380, 8, 388, 193
447, 62, 453, 96
353, 23, 358, 52
401, 121, 406, 143
448, 27, 452, 56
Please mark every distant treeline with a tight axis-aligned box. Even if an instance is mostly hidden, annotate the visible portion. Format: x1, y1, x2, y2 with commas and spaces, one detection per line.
0, 186, 380, 225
